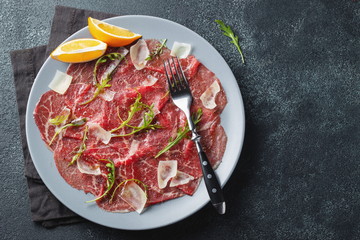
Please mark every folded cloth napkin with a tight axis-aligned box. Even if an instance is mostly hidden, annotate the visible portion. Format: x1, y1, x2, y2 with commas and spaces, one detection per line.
10, 5, 115, 228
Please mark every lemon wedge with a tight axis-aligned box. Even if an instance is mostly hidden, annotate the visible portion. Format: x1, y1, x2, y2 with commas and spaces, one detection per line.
50, 38, 107, 63
88, 17, 142, 47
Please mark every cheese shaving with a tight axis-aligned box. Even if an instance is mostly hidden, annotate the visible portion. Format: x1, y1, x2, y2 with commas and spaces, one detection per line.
143, 75, 158, 86
128, 140, 140, 156
88, 122, 111, 144
130, 39, 150, 70
99, 90, 116, 101
48, 70, 73, 94
169, 171, 195, 187
120, 181, 147, 214
170, 41, 191, 58
199, 81, 220, 109
157, 160, 177, 189
77, 158, 101, 175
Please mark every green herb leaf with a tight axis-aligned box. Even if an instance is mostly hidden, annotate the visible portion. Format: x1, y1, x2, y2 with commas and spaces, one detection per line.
49, 107, 71, 126
81, 77, 112, 105
215, 19, 245, 64
49, 118, 87, 146
82, 52, 125, 105
93, 52, 124, 84
110, 93, 142, 133
155, 108, 202, 158
109, 178, 148, 203
68, 125, 88, 166
145, 39, 167, 61
86, 159, 115, 203
111, 93, 161, 137
49, 114, 69, 126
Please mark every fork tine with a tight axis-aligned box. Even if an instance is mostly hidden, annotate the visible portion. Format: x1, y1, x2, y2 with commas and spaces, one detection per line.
169, 57, 180, 91
163, 59, 175, 94
164, 57, 190, 93
174, 57, 189, 89
172, 57, 184, 90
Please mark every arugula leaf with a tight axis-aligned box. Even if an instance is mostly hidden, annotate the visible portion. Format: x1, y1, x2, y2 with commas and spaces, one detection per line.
155, 127, 188, 158
49, 114, 69, 126
110, 93, 143, 133
86, 159, 115, 203
93, 52, 124, 84
49, 118, 87, 146
81, 52, 125, 105
111, 93, 161, 137
49, 107, 71, 126
81, 77, 112, 105
145, 39, 167, 61
155, 108, 202, 158
68, 125, 88, 166
109, 178, 148, 203
215, 19, 245, 64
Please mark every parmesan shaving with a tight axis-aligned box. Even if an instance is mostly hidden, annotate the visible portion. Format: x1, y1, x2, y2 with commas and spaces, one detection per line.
170, 41, 191, 58
130, 39, 150, 70
199, 81, 220, 109
151, 95, 161, 115
128, 140, 140, 156
88, 122, 111, 144
143, 75, 158, 86
99, 90, 116, 101
120, 181, 147, 214
77, 158, 101, 175
169, 171, 195, 187
48, 70, 73, 94
157, 160, 177, 189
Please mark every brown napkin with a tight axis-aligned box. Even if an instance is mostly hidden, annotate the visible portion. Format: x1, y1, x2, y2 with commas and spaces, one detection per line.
10, 5, 115, 228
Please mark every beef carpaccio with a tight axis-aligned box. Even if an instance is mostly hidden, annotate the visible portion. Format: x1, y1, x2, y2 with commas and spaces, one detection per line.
34, 39, 227, 213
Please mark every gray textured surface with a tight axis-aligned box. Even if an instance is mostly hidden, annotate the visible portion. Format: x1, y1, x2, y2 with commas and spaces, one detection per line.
1, 0, 359, 239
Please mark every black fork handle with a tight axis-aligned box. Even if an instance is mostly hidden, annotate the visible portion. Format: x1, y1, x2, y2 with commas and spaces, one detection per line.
193, 138, 226, 214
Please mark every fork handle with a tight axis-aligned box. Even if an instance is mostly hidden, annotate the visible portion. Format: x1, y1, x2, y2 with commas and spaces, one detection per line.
193, 138, 226, 214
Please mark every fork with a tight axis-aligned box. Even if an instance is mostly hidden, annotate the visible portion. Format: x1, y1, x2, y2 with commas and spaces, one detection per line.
163, 57, 226, 214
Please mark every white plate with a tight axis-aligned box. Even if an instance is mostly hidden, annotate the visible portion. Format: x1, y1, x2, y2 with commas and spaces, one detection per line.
26, 15, 245, 230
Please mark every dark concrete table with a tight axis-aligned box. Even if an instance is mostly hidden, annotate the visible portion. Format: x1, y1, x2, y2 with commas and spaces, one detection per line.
1, 1, 359, 239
